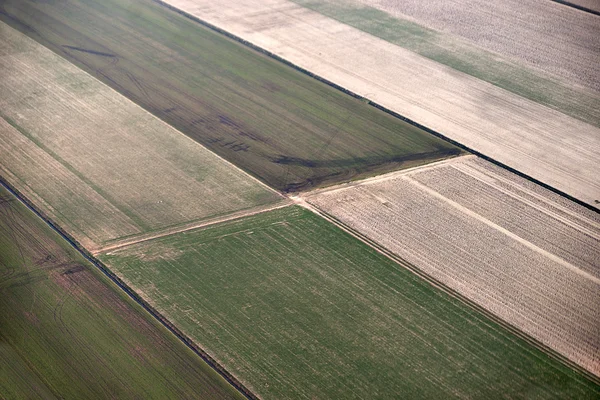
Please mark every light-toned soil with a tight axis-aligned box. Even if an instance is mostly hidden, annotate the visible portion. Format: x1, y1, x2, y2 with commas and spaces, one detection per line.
161, 0, 600, 208
349, 0, 600, 91
306, 156, 600, 376
0, 22, 281, 250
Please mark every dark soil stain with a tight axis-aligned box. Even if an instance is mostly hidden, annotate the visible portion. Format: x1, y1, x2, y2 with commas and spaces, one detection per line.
62, 45, 116, 58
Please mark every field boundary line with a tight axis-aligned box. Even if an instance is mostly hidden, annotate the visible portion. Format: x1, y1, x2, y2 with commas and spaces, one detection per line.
94, 200, 294, 255
151, 0, 599, 213
0, 175, 260, 400
302, 155, 475, 197
295, 196, 600, 383
549, 0, 600, 16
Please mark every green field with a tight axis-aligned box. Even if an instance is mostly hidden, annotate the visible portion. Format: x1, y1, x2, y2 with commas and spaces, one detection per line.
100, 206, 600, 399
0, 0, 461, 192
291, 0, 600, 127
0, 185, 244, 399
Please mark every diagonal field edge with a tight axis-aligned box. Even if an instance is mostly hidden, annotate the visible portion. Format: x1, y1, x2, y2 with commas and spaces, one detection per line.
0, 176, 259, 400
299, 198, 600, 384
150, 0, 599, 214
549, 0, 600, 16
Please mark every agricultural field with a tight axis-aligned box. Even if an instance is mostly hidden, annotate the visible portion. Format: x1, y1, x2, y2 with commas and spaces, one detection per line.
340, 0, 600, 91
306, 156, 600, 376
0, 22, 281, 251
100, 205, 600, 399
160, 0, 600, 208
291, 0, 600, 127
0, 0, 460, 193
0, 185, 244, 399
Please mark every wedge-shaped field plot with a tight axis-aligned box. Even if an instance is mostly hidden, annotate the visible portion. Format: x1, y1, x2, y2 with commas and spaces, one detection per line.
0, 23, 281, 251
0, 186, 244, 399
158, 0, 600, 208
307, 156, 600, 377
100, 206, 600, 399
0, 0, 461, 193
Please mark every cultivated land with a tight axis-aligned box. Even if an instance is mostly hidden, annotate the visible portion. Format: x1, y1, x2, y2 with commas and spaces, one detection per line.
306, 156, 600, 376
291, 0, 600, 127
344, 0, 600, 91
100, 206, 600, 399
157, 0, 600, 207
0, 185, 244, 400
0, 0, 460, 193
0, 22, 281, 251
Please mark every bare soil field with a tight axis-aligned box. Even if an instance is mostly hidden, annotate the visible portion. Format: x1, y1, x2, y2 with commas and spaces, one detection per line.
0, 185, 244, 399
0, 22, 281, 251
100, 205, 600, 399
306, 155, 600, 376
157, 0, 600, 208
347, 0, 600, 91
291, 0, 600, 127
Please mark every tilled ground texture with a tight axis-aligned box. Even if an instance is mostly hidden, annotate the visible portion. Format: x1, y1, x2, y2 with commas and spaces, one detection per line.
350, 0, 600, 91
0, 22, 281, 250
307, 156, 600, 376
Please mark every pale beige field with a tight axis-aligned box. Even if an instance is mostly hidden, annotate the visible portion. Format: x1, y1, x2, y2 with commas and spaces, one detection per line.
163, 0, 600, 208
306, 156, 600, 376
0, 23, 281, 251
349, 0, 600, 91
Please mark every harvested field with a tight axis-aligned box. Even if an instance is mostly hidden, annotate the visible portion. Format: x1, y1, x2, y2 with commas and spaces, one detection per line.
345, 0, 600, 91
0, 22, 281, 250
158, 0, 600, 208
291, 0, 600, 127
306, 155, 600, 376
0, 0, 460, 193
0, 185, 244, 399
100, 206, 600, 399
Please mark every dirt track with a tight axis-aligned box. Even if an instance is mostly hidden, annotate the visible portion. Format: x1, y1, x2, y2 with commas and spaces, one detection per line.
162, 0, 600, 208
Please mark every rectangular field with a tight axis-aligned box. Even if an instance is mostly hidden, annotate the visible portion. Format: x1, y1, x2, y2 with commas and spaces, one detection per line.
160, 0, 600, 207
0, 22, 281, 250
0, 185, 243, 399
0, 0, 461, 193
100, 205, 600, 399
291, 0, 600, 127
306, 155, 600, 376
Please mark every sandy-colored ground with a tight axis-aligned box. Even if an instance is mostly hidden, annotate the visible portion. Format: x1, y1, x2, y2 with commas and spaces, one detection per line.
0, 22, 281, 250
306, 156, 600, 376
161, 0, 600, 208
348, 0, 600, 91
